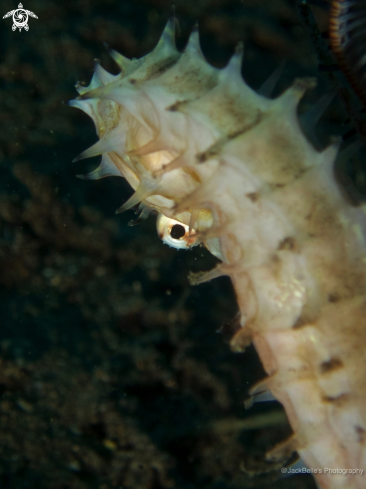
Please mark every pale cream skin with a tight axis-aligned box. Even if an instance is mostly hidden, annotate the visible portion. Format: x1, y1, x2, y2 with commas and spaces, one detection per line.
70, 16, 366, 489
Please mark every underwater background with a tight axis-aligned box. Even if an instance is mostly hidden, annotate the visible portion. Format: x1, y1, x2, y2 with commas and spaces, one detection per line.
0, 0, 359, 487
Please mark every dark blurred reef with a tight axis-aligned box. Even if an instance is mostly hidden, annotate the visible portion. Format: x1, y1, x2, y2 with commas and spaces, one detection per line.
0, 0, 360, 487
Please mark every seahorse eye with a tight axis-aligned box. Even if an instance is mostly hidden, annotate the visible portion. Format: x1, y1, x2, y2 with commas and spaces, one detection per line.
156, 213, 198, 250
170, 224, 186, 239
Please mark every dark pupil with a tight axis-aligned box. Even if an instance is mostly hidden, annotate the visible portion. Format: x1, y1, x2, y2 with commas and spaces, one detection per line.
170, 224, 186, 240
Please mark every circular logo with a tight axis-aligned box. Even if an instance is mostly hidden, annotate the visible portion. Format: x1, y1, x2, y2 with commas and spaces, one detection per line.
3, 3, 38, 32
12, 8, 28, 31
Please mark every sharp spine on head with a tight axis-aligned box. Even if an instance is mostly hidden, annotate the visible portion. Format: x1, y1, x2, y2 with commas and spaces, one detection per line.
185, 23, 205, 59
115, 179, 160, 214
103, 43, 130, 73
128, 203, 153, 226
300, 92, 335, 147
156, 11, 177, 55
76, 157, 122, 180
225, 41, 244, 78
188, 264, 230, 285
258, 60, 285, 98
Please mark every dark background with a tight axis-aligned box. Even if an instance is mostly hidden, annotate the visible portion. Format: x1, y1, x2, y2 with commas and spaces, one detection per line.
0, 0, 354, 487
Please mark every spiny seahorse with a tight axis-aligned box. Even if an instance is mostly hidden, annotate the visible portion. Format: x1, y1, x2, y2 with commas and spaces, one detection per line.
69, 13, 366, 489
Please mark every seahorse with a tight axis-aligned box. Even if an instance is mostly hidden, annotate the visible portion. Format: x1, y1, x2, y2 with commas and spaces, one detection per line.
69, 13, 366, 489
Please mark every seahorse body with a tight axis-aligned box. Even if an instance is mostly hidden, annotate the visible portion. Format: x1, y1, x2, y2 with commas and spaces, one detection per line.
69, 16, 366, 489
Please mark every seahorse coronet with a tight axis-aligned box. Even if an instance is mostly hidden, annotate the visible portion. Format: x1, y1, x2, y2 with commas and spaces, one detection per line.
70, 15, 366, 489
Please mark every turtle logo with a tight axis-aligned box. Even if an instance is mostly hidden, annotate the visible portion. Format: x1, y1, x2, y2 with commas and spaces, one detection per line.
3, 3, 38, 31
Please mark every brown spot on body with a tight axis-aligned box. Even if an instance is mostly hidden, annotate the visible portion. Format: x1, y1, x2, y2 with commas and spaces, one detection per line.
142, 57, 179, 82
167, 101, 184, 112
292, 316, 308, 329
328, 293, 340, 303
355, 425, 366, 443
293, 169, 307, 181
196, 151, 213, 163
272, 183, 285, 189
320, 357, 343, 373
246, 192, 259, 203
278, 236, 296, 251
322, 393, 348, 404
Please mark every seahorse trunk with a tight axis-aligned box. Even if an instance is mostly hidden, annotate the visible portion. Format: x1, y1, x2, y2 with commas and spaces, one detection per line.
69, 16, 366, 489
